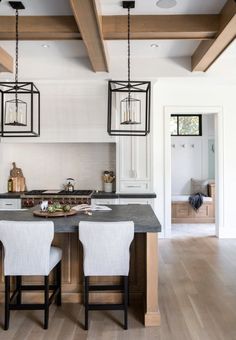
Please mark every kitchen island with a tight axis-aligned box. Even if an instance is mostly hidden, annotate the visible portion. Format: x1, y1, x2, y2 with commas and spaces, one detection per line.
0, 204, 161, 326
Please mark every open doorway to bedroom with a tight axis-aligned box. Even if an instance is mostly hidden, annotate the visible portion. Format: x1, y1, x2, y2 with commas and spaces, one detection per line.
170, 113, 216, 237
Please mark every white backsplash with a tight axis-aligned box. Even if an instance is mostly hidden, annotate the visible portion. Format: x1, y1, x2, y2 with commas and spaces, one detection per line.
0, 143, 116, 192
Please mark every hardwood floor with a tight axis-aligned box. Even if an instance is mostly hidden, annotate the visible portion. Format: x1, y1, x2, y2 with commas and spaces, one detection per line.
1, 235, 236, 339
171, 223, 215, 237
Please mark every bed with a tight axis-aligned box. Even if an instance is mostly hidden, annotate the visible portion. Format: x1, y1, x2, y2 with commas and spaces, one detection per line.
171, 183, 215, 223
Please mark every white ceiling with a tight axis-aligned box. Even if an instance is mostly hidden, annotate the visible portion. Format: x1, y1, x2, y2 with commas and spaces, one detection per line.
101, 0, 227, 15
107, 40, 200, 58
0, 39, 200, 64
0, 0, 72, 15
0, 0, 227, 16
0, 40, 87, 58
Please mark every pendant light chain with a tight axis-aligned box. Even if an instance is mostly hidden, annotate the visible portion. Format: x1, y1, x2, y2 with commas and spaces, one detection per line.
128, 6, 131, 86
15, 8, 19, 115
15, 9, 19, 85
127, 4, 131, 115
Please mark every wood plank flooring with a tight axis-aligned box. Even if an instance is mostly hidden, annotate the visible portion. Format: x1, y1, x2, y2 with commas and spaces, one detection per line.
1, 235, 236, 339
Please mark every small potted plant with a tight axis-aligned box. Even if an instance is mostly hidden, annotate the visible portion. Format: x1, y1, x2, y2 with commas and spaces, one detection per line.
102, 171, 115, 193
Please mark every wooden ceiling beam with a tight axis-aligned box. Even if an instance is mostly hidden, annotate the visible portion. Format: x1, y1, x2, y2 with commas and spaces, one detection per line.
70, 0, 109, 72
0, 47, 13, 73
192, 0, 236, 72
0, 14, 219, 41
0, 16, 81, 40
103, 14, 219, 40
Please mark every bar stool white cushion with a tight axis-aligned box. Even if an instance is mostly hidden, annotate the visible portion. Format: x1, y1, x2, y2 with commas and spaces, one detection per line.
49, 246, 63, 273
79, 221, 134, 276
0, 221, 62, 276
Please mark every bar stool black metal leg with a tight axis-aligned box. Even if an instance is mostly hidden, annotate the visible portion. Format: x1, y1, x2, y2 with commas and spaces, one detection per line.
4, 276, 10, 331
16, 276, 22, 305
56, 261, 62, 306
128, 278, 130, 306
84, 276, 89, 330
44, 276, 49, 330
124, 276, 128, 330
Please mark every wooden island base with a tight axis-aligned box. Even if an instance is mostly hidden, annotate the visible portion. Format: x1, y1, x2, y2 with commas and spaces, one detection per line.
0, 232, 160, 327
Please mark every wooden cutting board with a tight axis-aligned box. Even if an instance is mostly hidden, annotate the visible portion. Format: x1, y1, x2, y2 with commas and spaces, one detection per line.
33, 209, 78, 218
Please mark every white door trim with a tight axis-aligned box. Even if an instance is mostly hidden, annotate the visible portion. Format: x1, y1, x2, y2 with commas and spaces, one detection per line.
164, 106, 224, 238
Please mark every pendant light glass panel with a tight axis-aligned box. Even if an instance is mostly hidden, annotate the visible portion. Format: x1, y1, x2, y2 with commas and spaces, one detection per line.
5, 98, 27, 126
120, 95, 141, 125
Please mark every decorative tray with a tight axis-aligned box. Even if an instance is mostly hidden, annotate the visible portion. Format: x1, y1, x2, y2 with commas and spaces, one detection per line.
33, 209, 78, 218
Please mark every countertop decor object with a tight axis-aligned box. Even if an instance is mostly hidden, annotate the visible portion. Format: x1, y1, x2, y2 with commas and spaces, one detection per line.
64, 178, 75, 192
102, 170, 115, 192
107, 1, 151, 136
0, 1, 40, 137
8, 162, 26, 192
33, 209, 78, 218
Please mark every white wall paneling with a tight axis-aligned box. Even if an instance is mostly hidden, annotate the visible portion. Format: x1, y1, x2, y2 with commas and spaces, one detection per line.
116, 134, 152, 193
0, 143, 116, 193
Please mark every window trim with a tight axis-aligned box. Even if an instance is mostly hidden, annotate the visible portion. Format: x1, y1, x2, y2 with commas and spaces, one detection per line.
171, 114, 202, 136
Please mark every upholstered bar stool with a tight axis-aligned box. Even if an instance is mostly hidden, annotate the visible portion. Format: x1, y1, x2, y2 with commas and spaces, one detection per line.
0, 221, 62, 330
79, 221, 134, 330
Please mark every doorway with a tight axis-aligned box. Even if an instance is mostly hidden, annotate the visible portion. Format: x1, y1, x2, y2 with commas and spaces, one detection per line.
164, 106, 224, 238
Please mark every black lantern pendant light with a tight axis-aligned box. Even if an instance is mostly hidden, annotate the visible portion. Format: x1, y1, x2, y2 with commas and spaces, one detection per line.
0, 1, 40, 137
107, 1, 151, 136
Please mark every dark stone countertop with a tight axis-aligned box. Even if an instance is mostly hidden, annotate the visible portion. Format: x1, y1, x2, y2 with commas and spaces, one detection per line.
0, 191, 156, 199
0, 204, 161, 233
0, 192, 23, 199
92, 192, 156, 199
91, 192, 119, 199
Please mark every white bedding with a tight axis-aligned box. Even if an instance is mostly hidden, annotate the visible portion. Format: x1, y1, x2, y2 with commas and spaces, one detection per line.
172, 195, 213, 202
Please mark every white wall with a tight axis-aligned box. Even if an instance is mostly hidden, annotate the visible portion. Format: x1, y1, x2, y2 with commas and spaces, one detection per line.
0, 81, 115, 144
0, 143, 116, 192
153, 78, 236, 238
171, 115, 215, 195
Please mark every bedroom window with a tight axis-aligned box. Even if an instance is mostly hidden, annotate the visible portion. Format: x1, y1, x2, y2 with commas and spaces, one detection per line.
170, 114, 202, 136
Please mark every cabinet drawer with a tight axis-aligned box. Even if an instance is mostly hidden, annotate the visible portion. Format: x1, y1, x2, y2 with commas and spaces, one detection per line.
192, 205, 209, 217
175, 204, 190, 218
119, 198, 153, 206
91, 198, 119, 205
119, 181, 150, 193
0, 199, 21, 210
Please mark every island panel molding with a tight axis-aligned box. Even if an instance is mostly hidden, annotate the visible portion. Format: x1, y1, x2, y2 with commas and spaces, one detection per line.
0, 234, 146, 305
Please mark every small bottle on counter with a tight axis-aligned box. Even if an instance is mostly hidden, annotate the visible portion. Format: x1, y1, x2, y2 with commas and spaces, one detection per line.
8, 178, 13, 192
